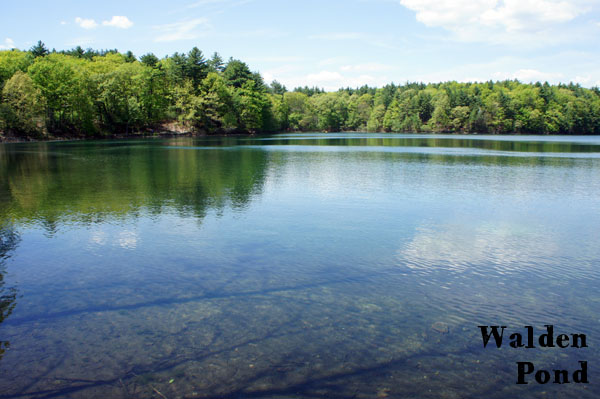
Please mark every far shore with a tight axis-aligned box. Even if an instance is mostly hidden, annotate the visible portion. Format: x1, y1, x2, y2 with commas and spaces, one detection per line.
3, 130, 600, 144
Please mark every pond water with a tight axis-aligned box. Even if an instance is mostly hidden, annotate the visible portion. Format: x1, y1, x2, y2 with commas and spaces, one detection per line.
0, 133, 599, 398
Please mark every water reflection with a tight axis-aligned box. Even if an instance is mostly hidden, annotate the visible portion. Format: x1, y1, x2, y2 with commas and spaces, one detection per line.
253, 134, 600, 153
0, 225, 19, 361
0, 135, 598, 398
0, 140, 269, 230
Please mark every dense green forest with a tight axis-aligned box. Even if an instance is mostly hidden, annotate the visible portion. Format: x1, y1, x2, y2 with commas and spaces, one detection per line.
1, 41, 600, 139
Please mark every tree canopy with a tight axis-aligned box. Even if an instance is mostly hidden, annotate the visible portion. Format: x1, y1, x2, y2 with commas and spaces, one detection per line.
1, 44, 600, 139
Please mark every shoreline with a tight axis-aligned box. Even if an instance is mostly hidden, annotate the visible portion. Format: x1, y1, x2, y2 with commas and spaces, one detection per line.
2, 130, 599, 143
0, 130, 258, 144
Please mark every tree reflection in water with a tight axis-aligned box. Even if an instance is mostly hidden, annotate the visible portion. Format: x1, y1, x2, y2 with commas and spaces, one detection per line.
0, 224, 19, 361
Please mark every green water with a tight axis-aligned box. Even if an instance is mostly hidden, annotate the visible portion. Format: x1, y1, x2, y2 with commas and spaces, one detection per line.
0, 133, 599, 398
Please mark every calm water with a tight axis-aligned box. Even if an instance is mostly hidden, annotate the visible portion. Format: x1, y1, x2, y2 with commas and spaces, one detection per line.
0, 133, 599, 398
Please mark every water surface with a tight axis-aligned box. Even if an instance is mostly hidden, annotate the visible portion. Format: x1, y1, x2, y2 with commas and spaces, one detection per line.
0, 133, 599, 398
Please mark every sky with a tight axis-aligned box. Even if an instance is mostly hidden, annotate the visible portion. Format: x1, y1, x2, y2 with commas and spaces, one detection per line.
1, 0, 600, 90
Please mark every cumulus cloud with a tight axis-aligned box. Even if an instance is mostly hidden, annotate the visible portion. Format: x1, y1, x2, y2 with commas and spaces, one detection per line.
75, 17, 98, 29
154, 18, 211, 42
399, 0, 590, 43
102, 16, 134, 29
0, 38, 15, 49
277, 70, 392, 91
340, 63, 395, 72
492, 68, 564, 82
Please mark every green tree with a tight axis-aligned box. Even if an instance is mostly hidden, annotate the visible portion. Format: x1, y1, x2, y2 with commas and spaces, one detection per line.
313, 92, 348, 132
94, 62, 150, 132
367, 104, 386, 132
124, 51, 136, 63
223, 59, 254, 88
1, 71, 46, 136
346, 93, 372, 130
234, 80, 270, 132
0, 50, 33, 90
30, 41, 49, 58
430, 93, 451, 131
451, 106, 470, 131
140, 53, 159, 68
186, 47, 208, 88
208, 52, 225, 73
268, 80, 287, 95
28, 53, 94, 133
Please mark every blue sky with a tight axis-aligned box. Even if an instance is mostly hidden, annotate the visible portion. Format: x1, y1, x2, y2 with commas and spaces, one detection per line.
1, 0, 599, 90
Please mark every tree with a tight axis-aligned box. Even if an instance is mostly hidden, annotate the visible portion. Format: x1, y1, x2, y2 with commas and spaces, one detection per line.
367, 104, 386, 132
451, 106, 470, 131
313, 92, 348, 132
1, 71, 46, 136
68, 46, 85, 58
140, 53, 159, 68
30, 41, 49, 58
430, 93, 451, 131
124, 51, 136, 63
186, 47, 208, 87
234, 80, 270, 132
208, 52, 224, 73
346, 93, 372, 130
28, 53, 94, 133
0, 50, 33, 90
223, 59, 254, 88
268, 80, 287, 95
95, 62, 150, 132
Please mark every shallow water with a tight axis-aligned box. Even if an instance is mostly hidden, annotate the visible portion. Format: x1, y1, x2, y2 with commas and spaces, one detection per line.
0, 133, 599, 398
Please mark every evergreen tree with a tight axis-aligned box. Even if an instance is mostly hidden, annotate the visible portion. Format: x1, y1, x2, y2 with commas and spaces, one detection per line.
186, 47, 208, 87
208, 52, 225, 73
30, 41, 49, 58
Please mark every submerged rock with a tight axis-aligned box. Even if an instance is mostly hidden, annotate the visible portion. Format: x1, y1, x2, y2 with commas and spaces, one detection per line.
431, 322, 449, 334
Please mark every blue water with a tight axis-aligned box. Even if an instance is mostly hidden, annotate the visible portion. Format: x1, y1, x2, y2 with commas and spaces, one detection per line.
0, 133, 599, 398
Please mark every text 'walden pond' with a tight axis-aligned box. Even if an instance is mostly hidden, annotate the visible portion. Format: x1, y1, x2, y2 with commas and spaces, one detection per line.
479, 325, 589, 385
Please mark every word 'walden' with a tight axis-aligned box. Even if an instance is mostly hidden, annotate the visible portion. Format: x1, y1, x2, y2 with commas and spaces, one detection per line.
1, 41, 600, 139
479, 325, 589, 385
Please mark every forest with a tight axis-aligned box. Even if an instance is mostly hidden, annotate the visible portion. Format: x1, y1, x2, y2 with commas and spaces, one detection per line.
1, 41, 600, 139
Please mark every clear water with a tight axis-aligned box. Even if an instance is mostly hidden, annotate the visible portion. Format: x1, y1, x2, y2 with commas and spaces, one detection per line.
0, 133, 599, 398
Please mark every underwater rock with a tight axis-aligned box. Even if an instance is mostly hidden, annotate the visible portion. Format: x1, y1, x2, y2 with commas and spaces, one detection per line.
431, 322, 449, 334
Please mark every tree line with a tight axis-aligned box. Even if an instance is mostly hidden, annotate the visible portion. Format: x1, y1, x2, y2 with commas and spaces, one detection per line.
1, 41, 599, 138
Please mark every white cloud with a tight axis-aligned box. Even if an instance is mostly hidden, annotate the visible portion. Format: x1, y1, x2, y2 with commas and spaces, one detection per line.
340, 63, 395, 72
318, 57, 347, 66
279, 70, 391, 91
102, 16, 133, 29
65, 37, 95, 47
75, 17, 98, 29
0, 38, 15, 49
398, 222, 558, 276
117, 231, 138, 250
492, 69, 564, 82
572, 75, 591, 84
60, 21, 67, 25
399, 0, 590, 43
154, 18, 211, 42
262, 65, 304, 84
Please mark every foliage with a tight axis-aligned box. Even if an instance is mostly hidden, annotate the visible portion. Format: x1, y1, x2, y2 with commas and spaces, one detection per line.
1, 71, 46, 136
1, 44, 600, 138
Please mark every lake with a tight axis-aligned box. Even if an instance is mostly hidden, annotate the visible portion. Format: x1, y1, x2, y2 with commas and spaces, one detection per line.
0, 133, 599, 398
